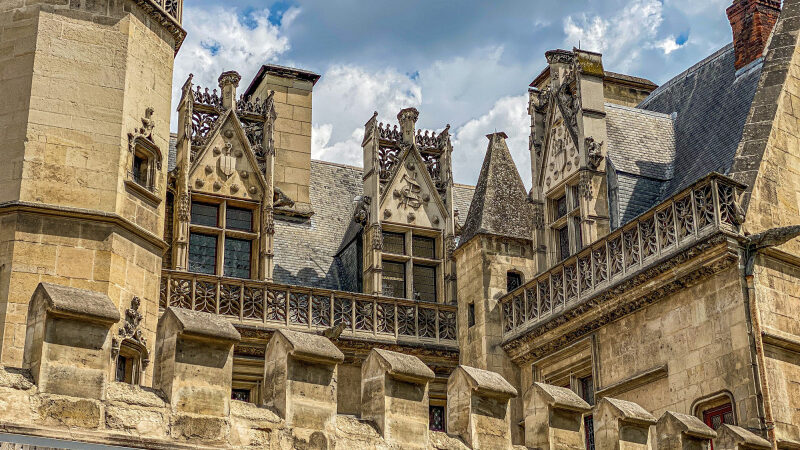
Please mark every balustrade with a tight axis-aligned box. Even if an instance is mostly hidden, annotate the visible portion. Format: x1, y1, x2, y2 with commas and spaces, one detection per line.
500, 174, 744, 337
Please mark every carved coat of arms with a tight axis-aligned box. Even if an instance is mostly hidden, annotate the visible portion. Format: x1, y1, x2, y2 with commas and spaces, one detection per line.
219, 143, 236, 177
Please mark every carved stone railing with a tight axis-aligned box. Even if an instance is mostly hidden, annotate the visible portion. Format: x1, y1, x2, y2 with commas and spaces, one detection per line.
160, 270, 458, 348
500, 173, 745, 339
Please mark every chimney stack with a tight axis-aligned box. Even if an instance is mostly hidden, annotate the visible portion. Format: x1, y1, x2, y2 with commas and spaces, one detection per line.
727, 0, 781, 70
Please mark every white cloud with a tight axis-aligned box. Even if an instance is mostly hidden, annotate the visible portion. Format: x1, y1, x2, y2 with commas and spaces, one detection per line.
311, 124, 364, 167
452, 94, 531, 188
563, 0, 664, 71
654, 35, 685, 54
171, 6, 297, 128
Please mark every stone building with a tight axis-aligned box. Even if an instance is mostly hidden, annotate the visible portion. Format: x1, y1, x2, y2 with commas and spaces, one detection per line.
0, 0, 798, 448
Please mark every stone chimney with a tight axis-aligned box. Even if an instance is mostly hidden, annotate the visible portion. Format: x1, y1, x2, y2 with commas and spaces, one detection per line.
727, 0, 781, 70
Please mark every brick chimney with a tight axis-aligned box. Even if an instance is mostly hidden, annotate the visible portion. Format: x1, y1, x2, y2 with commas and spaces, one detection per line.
727, 0, 781, 70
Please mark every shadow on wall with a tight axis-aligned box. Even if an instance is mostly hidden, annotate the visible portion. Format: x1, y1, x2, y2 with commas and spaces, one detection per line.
273, 265, 341, 291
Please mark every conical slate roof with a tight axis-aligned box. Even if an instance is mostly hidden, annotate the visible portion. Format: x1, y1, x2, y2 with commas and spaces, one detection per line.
460, 133, 533, 245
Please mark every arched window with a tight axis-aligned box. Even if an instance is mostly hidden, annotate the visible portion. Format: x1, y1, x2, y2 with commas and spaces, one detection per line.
112, 297, 149, 385
507, 271, 523, 292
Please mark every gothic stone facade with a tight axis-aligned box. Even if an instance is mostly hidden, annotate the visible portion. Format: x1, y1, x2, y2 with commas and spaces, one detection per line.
0, 0, 799, 448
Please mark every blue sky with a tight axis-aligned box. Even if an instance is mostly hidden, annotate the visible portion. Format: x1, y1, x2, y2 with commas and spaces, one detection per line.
173, 0, 736, 188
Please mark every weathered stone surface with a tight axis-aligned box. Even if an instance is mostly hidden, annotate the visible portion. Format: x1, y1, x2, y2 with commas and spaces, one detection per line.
369, 348, 435, 383
164, 307, 241, 343
448, 365, 516, 450
594, 397, 656, 450
656, 411, 716, 450
272, 328, 344, 364
524, 382, 591, 450
714, 424, 771, 450
105, 405, 167, 436
37, 395, 102, 429
170, 414, 230, 442
30, 283, 119, 323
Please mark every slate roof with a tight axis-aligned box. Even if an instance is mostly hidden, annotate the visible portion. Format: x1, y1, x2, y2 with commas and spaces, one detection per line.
638, 43, 763, 200
604, 103, 676, 224
166, 139, 474, 290
460, 133, 533, 245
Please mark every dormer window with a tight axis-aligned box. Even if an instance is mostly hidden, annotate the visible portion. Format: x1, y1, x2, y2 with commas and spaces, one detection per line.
126, 107, 162, 202
380, 229, 442, 302
549, 184, 582, 262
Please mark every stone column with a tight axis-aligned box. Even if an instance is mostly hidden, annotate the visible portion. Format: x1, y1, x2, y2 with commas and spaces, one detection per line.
261, 329, 344, 431
593, 397, 657, 450
655, 411, 717, 450
361, 348, 435, 449
524, 382, 592, 449
447, 365, 518, 450
218, 71, 241, 111
23, 283, 120, 400
153, 307, 241, 416
714, 424, 771, 450
397, 107, 419, 145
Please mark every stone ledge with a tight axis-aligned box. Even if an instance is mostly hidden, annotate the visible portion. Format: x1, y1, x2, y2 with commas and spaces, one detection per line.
533, 382, 590, 412
165, 307, 241, 343
370, 348, 435, 383
273, 328, 344, 364
456, 365, 517, 399
33, 283, 120, 324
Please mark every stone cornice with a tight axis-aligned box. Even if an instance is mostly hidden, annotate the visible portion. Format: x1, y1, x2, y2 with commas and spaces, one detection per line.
131, 0, 187, 53
501, 233, 742, 364
0, 201, 167, 251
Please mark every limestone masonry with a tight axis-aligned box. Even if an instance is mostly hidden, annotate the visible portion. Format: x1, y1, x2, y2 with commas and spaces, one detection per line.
0, 0, 799, 448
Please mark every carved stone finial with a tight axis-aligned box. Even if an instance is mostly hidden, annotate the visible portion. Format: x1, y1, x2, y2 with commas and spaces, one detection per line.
397, 107, 420, 145
218, 71, 242, 110
545, 49, 576, 65
218, 70, 242, 88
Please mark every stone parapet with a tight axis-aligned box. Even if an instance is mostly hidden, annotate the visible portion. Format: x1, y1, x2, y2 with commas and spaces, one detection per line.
23, 283, 120, 400
593, 397, 657, 450
361, 348, 435, 448
447, 365, 517, 450
656, 411, 717, 450
261, 329, 344, 432
524, 382, 591, 449
153, 307, 240, 417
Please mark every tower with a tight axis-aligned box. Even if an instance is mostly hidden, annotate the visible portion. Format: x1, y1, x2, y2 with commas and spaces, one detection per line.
0, 0, 185, 379
454, 132, 536, 443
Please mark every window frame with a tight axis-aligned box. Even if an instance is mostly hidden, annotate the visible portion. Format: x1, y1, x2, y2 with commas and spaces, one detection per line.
548, 183, 582, 264
188, 195, 259, 279
379, 226, 443, 302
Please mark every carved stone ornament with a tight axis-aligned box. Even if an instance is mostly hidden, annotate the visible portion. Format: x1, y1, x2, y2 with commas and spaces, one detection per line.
545, 49, 576, 65
274, 186, 295, 208
127, 107, 161, 169
218, 70, 242, 88
371, 223, 383, 250
531, 201, 545, 230
579, 172, 594, 201
393, 173, 424, 209
445, 234, 456, 260
218, 143, 237, 177
585, 137, 604, 170
263, 207, 275, 234
362, 111, 379, 146
178, 192, 190, 221
112, 296, 149, 368
353, 195, 371, 225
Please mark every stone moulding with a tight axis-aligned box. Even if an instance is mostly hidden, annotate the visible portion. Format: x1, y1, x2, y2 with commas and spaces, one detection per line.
595, 363, 668, 399
131, 0, 187, 53
502, 232, 742, 363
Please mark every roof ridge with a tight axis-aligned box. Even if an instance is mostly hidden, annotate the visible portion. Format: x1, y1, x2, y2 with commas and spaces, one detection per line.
639, 43, 734, 108
604, 102, 675, 119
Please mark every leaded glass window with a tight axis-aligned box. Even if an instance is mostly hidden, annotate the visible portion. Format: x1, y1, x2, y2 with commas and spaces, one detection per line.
224, 237, 251, 278
189, 233, 217, 274
554, 195, 568, 220
703, 403, 734, 430
557, 226, 570, 261
413, 264, 436, 302
507, 271, 522, 292
191, 202, 218, 227
383, 232, 405, 255
226, 207, 253, 231
413, 235, 435, 259
429, 405, 445, 432
382, 261, 406, 298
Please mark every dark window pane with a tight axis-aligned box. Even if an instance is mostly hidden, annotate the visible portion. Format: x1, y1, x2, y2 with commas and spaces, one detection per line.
585, 415, 595, 450
557, 226, 570, 261
115, 356, 127, 383
413, 235, 436, 259
226, 206, 253, 231
574, 217, 583, 251
429, 405, 445, 432
132, 154, 149, 187
580, 376, 594, 405
224, 237, 251, 278
382, 261, 406, 298
507, 272, 522, 292
191, 202, 219, 227
555, 195, 568, 220
703, 403, 734, 430
189, 233, 217, 274
383, 232, 405, 255
570, 185, 580, 209
232, 389, 250, 402
468, 303, 475, 327
413, 264, 436, 302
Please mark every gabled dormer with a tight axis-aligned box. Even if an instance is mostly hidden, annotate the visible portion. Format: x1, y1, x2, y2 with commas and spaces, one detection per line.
529, 49, 612, 272
359, 108, 457, 303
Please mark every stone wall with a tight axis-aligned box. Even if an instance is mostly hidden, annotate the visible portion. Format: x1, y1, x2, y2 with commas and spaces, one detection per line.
0, 0, 175, 377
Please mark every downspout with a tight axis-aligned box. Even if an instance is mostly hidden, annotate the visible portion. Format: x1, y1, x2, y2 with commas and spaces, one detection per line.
741, 225, 800, 445
741, 246, 774, 443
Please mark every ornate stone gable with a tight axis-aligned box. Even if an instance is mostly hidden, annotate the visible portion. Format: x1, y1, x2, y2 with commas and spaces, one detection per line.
378, 144, 448, 229
188, 110, 267, 201
540, 106, 580, 193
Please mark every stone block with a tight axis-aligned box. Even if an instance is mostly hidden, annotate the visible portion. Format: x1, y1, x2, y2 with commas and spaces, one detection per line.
38, 394, 102, 429
714, 424, 771, 450
153, 307, 240, 417
524, 382, 591, 449
261, 328, 344, 432
655, 411, 716, 450
447, 365, 517, 450
593, 397, 657, 450
361, 348, 435, 448
23, 282, 119, 400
